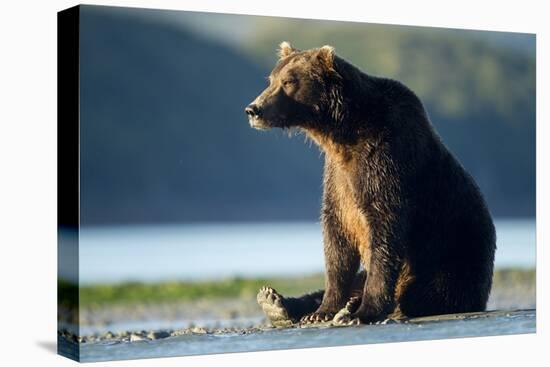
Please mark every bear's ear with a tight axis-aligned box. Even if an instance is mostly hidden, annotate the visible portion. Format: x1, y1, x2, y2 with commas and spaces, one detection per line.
278, 41, 298, 59
317, 45, 335, 69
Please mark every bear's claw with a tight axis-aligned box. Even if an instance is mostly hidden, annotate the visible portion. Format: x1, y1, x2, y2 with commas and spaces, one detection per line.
300, 311, 335, 324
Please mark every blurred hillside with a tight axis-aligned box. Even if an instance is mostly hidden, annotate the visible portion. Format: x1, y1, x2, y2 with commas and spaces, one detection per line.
78, 6, 535, 226
79, 6, 324, 225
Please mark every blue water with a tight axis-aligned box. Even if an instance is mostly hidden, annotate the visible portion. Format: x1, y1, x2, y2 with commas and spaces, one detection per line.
60, 219, 535, 284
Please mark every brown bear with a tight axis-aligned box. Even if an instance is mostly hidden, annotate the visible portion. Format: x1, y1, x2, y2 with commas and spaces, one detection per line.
246, 42, 496, 326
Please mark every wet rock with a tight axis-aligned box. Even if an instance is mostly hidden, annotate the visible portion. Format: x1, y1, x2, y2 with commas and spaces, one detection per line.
129, 333, 150, 342
171, 329, 190, 337
147, 330, 171, 340
86, 335, 99, 343
117, 331, 130, 339
190, 327, 209, 334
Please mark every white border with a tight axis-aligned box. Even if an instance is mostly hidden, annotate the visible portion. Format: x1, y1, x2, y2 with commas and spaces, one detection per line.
0, 0, 547, 366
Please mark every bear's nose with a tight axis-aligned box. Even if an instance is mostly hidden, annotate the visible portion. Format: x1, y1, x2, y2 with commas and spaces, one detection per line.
245, 104, 261, 118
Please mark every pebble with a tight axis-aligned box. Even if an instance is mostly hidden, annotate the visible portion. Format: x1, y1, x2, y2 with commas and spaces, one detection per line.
147, 330, 171, 340
170, 329, 190, 337
129, 333, 149, 342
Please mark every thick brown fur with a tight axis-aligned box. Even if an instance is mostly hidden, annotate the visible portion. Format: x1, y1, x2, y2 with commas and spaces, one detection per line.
246, 42, 496, 324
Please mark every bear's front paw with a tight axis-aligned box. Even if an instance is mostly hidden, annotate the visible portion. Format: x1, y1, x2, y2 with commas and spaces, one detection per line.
332, 312, 361, 326
332, 297, 362, 326
300, 311, 335, 324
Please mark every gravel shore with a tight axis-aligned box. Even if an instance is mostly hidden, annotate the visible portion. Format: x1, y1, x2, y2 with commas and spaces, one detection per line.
58, 269, 535, 344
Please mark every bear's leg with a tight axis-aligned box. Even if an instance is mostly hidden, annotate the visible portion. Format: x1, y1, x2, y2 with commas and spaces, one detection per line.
351, 244, 403, 324
301, 218, 361, 324
257, 287, 324, 327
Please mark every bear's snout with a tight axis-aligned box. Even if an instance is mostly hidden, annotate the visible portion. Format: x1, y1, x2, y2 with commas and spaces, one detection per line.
245, 104, 262, 118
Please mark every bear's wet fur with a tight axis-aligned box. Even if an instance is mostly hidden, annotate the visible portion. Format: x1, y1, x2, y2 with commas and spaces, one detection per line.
247, 42, 496, 325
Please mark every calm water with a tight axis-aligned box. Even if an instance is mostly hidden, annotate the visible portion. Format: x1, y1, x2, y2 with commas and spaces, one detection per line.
63, 219, 535, 284
76, 310, 536, 362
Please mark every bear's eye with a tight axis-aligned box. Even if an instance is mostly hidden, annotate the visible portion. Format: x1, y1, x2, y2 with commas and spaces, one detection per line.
282, 79, 297, 87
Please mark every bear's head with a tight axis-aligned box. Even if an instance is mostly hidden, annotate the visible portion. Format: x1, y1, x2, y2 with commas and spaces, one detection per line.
245, 42, 344, 131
